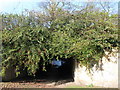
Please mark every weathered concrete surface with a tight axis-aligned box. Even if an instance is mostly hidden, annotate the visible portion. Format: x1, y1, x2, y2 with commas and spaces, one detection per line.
74, 50, 118, 88
2, 66, 16, 81
2, 66, 27, 81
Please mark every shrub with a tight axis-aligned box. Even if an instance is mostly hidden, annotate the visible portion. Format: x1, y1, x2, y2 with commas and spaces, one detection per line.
0, 4, 119, 77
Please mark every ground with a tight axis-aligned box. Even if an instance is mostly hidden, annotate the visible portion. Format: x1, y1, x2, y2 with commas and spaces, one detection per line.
0, 78, 100, 89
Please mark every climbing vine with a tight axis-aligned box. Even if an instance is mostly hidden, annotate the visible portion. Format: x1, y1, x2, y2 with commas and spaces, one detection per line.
0, 3, 119, 77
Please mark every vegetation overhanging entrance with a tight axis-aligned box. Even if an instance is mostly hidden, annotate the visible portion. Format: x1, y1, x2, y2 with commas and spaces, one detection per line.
1, 1, 118, 83
35, 58, 75, 81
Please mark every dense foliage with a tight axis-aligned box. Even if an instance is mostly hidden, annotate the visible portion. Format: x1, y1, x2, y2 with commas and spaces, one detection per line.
0, 2, 119, 77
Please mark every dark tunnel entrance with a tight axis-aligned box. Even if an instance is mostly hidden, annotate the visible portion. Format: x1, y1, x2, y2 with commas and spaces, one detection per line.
35, 58, 75, 82
9, 58, 75, 85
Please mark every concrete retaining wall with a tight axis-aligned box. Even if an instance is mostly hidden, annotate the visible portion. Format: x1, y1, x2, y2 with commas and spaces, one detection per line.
2, 66, 27, 81
74, 49, 118, 88
2, 66, 16, 81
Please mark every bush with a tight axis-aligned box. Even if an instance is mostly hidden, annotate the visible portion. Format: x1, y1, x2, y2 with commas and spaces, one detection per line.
0, 4, 119, 77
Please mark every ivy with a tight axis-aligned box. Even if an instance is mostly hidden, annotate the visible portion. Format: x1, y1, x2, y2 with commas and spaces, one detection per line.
0, 5, 119, 77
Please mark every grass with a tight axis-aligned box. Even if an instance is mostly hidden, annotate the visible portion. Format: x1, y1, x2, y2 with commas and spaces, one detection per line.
65, 84, 99, 88
66, 86, 85, 88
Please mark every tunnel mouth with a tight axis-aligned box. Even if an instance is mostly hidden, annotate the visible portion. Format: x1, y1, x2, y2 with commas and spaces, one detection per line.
10, 58, 75, 84
34, 58, 75, 83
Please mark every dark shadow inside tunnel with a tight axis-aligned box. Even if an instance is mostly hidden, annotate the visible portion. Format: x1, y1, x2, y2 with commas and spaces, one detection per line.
34, 58, 75, 82
9, 58, 75, 84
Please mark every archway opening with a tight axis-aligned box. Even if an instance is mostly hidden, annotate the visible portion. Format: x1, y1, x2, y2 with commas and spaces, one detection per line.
10, 58, 75, 84
35, 58, 75, 83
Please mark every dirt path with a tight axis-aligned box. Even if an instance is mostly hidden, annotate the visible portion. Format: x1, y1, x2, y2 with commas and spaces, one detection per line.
1, 82, 54, 88
0, 78, 103, 89
0, 82, 81, 88
0, 78, 79, 88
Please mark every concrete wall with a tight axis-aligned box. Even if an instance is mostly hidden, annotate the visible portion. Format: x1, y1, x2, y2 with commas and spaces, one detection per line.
74, 49, 118, 88
2, 66, 16, 81
2, 66, 27, 81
